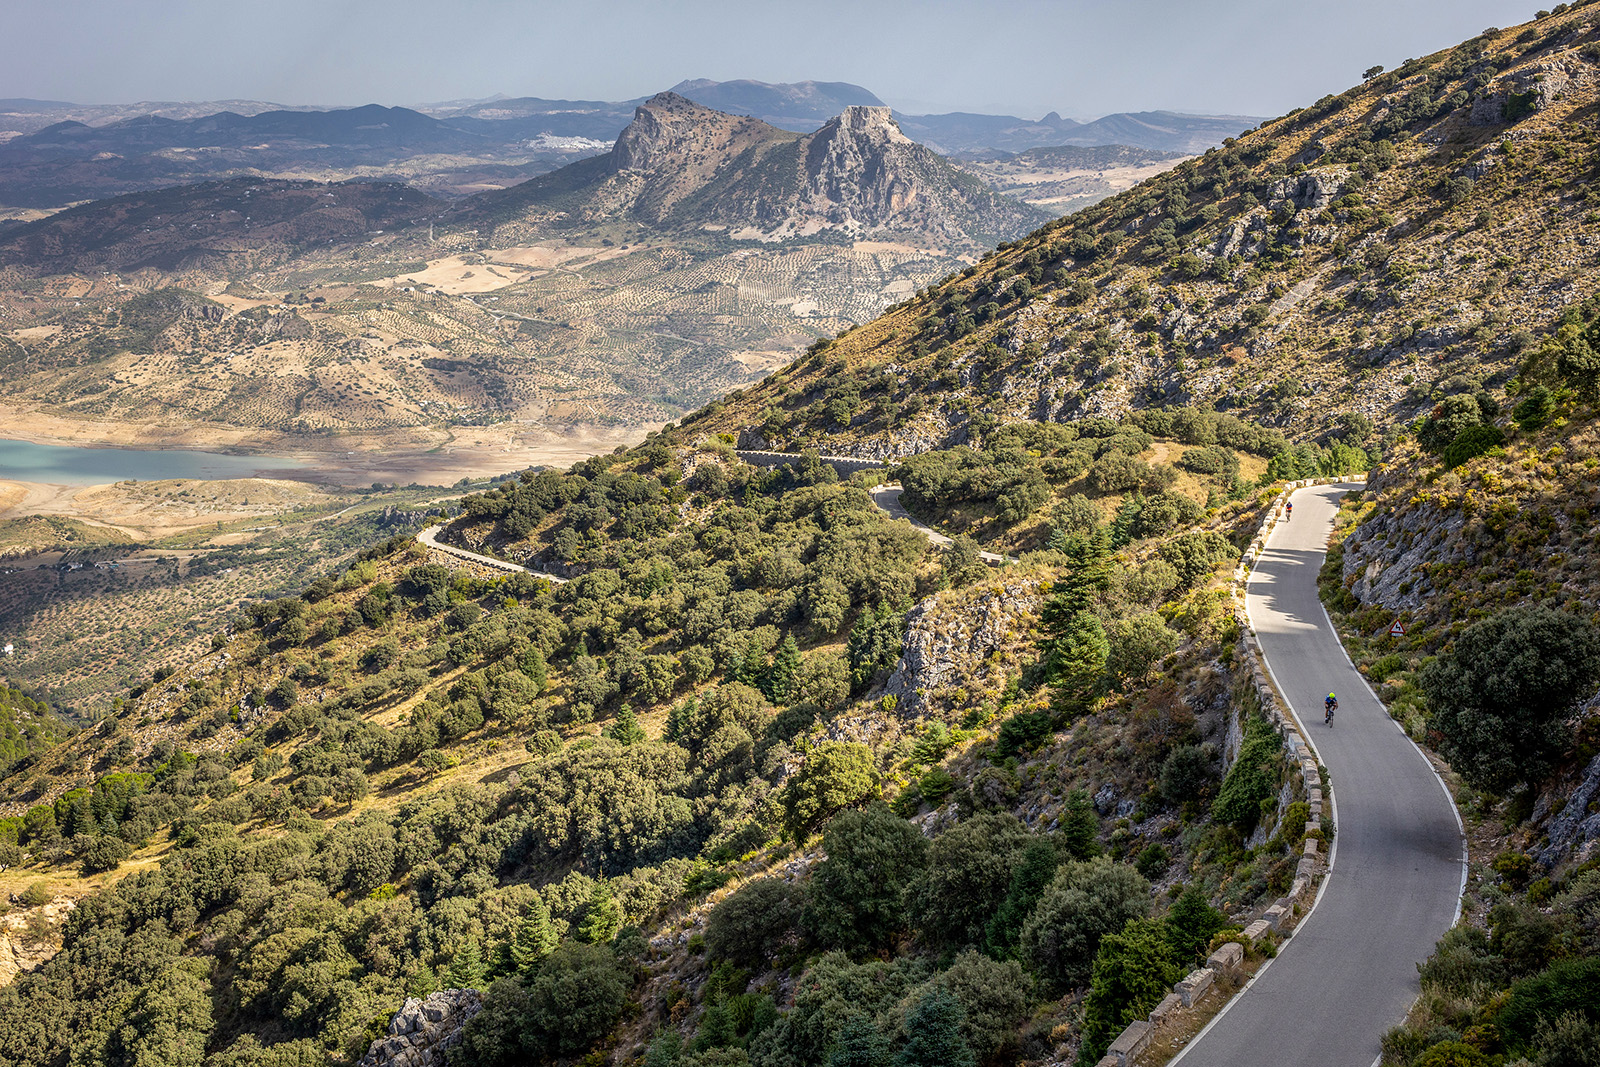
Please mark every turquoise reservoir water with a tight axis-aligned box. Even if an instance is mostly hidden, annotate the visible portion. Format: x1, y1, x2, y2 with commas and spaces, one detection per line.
0, 438, 309, 486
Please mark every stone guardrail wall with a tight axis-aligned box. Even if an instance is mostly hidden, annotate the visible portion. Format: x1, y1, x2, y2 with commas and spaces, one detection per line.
1093, 474, 1364, 1067
732, 449, 888, 476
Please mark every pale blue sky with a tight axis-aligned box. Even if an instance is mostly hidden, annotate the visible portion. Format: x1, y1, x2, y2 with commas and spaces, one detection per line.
8, 0, 1539, 119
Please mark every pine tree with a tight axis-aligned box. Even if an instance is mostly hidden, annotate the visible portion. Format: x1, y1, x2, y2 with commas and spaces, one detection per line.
521, 646, 548, 693
828, 1015, 891, 1067
604, 704, 645, 745
896, 987, 974, 1067
1045, 613, 1109, 712
1076, 919, 1181, 1066
733, 634, 768, 689
690, 999, 737, 1052
665, 696, 699, 742
510, 899, 559, 976
765, 635, 801, 704
1108, 494, 1143, 548
577, 887, 622, 944
1059, 788, 1102, 861
443, 936, 486, 989
1165, 884, 1226, 964
986, 838, 1061, 957
1038, 531, 1112, 628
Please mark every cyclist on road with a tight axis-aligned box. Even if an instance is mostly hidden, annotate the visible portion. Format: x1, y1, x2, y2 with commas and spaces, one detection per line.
1285, 500, 1293, 521
1324, 692, 1337, 726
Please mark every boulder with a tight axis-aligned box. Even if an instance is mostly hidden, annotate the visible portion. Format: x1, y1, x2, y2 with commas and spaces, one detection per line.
357, 989, 483, 1067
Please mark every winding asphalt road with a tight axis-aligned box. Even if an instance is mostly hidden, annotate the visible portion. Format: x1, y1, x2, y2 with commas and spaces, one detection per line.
1176, 483, 1465, 1067
416, 525, 568, 583
868, 485, 1014, 563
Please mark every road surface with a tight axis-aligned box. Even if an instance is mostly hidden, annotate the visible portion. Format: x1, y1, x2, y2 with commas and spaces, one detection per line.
1176, 482, 1464, 1067
416, 525, 567, 584
868, 485, 1014, 564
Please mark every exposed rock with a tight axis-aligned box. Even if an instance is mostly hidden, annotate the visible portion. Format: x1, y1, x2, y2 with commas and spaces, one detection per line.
356, 989, 482, 1067
490, 92, 1048, 254
1269, 167, 1350, 212
1339, 501, 1471, 616
1470, 57, 1589, 125
884, 578, 1043, 719
1537, 750, 1600, 868
0, 896, 75, 987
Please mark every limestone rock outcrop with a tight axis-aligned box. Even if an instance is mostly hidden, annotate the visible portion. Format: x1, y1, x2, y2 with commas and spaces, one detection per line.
356, 989, 482, 1067
481, 93, 1048, 254
884, 578, 1043, 720
0, 895, 75, 988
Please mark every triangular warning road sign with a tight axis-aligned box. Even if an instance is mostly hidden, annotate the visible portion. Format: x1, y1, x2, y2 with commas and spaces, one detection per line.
1387, 619, 1406, 637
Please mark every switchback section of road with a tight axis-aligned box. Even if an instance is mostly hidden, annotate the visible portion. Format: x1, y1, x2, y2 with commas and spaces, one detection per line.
416, 524, 568, 584
868, 485, 1013, 564
1176, 482, 1464, 1067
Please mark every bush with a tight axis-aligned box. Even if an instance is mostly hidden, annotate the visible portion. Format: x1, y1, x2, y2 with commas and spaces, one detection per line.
995, 711, 1054, 758
802, 801, 928, 950
1134, 844, 1170, 881
1418, 925, 1507, 996
912, 813, 1032, 949
1441, 424, 1504, 468
923, 951, 1032, 1062
1496, 958, 1600, 1053
1212, 716, 1281, 831
1159, 745, 1216, 806
78, 834, 131, 874
704, 878, 804, 970
1513, 385, 1555, 431
1020, 858, 1150, 991
1076, 918, 1181, 1065
781, 741, 878, 841
1413, 1041, 1489, 1067
1421, 606, 1600, 792
454, 942, 629, 1065
1106, 613, 1180, 682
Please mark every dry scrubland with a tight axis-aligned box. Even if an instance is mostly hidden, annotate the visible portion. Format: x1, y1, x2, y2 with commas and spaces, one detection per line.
0, 235, 963, 456
698, 15, 1600, 458
0, 481, 459, 718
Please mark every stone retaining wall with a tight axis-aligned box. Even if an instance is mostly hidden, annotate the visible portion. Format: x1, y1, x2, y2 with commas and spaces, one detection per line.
733, 449, 887, 476
1092, 475, 1363, 1067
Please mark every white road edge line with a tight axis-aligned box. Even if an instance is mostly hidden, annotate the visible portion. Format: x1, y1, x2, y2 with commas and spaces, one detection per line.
1171, 488, 1343, 1065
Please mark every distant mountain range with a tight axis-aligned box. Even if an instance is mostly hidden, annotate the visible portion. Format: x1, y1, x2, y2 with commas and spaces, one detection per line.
0, 94, 1046, 275
0, 82, 1262, 210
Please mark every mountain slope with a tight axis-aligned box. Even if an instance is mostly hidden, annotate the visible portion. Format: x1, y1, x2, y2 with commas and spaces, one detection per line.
693, 13, 1600, 456
0, 177, 441, 274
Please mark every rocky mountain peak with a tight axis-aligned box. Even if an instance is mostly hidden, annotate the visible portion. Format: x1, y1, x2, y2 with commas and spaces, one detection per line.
483, 93, 1046, 251
611, 91, 723, 172
831, 104, 907, 141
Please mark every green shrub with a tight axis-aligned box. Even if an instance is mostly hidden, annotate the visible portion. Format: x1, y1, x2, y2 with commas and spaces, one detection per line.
1421, 605, 1600, 792
704, 878, 803, 971
1496, 958, 1600, 1052
1212, 716, 1281, 831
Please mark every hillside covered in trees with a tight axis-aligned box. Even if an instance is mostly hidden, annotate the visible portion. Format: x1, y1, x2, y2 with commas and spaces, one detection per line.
2, 6, 1600, 1067
0, 411, 1323, 1067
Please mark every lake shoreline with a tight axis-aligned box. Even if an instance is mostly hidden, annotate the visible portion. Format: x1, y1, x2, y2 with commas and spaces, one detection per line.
0, 409, 654, 487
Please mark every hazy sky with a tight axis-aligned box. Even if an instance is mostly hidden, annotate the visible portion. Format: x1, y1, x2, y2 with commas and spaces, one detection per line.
7, 0, 1538, 119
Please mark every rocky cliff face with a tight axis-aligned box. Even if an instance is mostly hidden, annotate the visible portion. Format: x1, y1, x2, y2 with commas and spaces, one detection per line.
884, 576, 1044, 720
489, 93, 1049, 252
